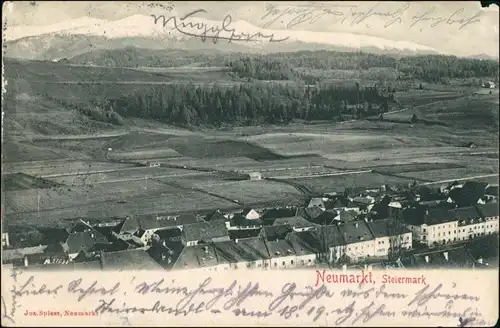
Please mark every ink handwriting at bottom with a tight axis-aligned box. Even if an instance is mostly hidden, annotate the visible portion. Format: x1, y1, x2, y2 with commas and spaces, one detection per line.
1, 296, 15, 324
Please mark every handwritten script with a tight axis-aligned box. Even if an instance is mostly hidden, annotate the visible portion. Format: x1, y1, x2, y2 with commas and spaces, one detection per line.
261, 3, 482, 30
1, 268, 493, 326
152, 9, 289, 44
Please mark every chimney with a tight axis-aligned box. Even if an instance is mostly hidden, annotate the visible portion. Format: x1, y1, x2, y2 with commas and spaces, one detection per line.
24, 256, 29, 267
478, 258, 484, 264
443, 252, 449, 261
342, 264, 347, 273
235, 238, 239, 243
424, 255, 429, 263
425, 209, 429, 215
355, 223, 359, 228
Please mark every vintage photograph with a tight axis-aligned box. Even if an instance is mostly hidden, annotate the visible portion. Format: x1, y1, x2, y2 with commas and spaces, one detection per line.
2, 0, 499, 273
1, 1, 499, 325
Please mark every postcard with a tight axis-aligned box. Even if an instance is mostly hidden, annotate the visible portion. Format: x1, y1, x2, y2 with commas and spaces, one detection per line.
1, 1, 499, 326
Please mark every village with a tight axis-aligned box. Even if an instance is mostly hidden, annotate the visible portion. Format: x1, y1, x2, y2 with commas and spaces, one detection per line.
2, 179, 498, 272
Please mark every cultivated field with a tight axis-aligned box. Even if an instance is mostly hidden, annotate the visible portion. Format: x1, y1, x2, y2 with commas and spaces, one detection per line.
3, 59, 499, 229
289, 172, 414, 194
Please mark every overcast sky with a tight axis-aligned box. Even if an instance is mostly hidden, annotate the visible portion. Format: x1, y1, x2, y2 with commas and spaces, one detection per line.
3, 1, 499, 57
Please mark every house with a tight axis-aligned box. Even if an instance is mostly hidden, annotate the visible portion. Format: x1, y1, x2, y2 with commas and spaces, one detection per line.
229, 228, 263, 240
261, 225, 293, 241
229, 214, 264, 230
2, 245, 48, 266
352, 196, 376, 212
451, 206, 485, 241
171, 244, 229, 272
248, 172, 262, 180
448, 181, 488, 207
214, 237, 271, 270
260, 208, 298, 222
402, 207, 458, 247
203, 210, 227, 222
338, 221, 376, 262
267, 239, 297, 269
307, 198, 326, 210
485, 185, 499, 198
366, 219, 412, 258
240, 208, 261, 220
337, 210, 357, 222
476, 203, 499, 235
114, 216, 141, 235
309, 210, 339, 225
286, 232, 321, 267
404, 246, 477, 269
483, 81, 496, 89
287, 225, 346, 264
181, 220, 230, 246
299, 206, 325, 221
100, 249, 164, 271
44, 230, 109, 261
272, 216, 318, 232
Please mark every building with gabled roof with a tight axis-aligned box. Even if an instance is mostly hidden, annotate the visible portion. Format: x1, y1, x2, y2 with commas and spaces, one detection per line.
261, 225, 293, 241
366, 219, 412, 258
403, 246, 477, 269
402, 206, 458, 247
272, 216, 318, 232
181, 220, 230, 246
213, 237, 271, 270
338, 220, 376, 262
100, 249, 163, 271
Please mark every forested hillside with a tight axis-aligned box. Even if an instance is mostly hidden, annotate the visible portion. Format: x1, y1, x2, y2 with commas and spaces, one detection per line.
98, 82, 392, 126
67, 48, 500, 83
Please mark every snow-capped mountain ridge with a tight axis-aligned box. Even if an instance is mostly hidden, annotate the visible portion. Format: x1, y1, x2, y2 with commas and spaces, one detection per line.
4, 14, 440, 54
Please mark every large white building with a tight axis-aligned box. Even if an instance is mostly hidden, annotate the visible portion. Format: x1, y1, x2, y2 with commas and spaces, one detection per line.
403, 204, 499, 247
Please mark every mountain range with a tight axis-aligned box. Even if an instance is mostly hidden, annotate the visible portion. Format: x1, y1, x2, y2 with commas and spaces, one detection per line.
3, 14, 455, 61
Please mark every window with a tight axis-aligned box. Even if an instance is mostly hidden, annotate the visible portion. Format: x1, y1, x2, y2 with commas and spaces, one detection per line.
291, 260, 294, 265
282, 261, 286, 266
454, 230, 456, 234
308, 259, 312, 263
274, 263, 277, 267
448, 231, 451, 235
423, 228, 426, 233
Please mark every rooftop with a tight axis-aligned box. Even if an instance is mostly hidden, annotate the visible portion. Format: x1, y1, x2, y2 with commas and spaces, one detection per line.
214, 238, 270, 264
101, 249, 163, 271
267, 239, 296, 258
172, 244, 221, 270
182, 220, 228, 242
407, 246, 476, 269
449, 206, 482, 221
2, 245, 48, 262
273, 216, 317, 229
337, 220, 375, 244
476, 203, 499, 218
366, 219, 411, 238
401, 207, 456, 226
261, 225, 293, 241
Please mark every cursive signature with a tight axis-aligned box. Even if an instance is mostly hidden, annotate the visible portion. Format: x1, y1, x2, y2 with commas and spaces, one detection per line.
152, 9, 290, 44
410, 7, 482, 30
261, 2, 482, 30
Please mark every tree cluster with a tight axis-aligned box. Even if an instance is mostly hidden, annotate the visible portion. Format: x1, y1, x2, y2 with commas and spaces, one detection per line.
102, 82, 392, 126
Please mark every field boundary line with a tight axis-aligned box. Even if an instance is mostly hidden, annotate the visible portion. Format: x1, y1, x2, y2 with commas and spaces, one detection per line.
421, 173, 499, 186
